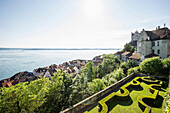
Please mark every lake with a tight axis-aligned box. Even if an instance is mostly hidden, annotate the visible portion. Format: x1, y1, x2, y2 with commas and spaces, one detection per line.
0, 49, 118, 80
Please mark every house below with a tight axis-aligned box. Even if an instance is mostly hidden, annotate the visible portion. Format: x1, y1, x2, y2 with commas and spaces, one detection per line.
121, 52, 132, 62
128, 52, 141, 65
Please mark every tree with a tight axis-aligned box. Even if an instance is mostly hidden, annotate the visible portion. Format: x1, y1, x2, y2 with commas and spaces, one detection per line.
80, 61, 95, 82
40, 70, 73, 113
97, 54, 120, 78
88, 79, 106, 95
127, 59, 135, 68
114, 68, 125, 81
102, 72, 117, 86
0, 78, 50, 113
127, 67, 139, 75
121, 43, 135, 53
163, 57, 170, 74
139, 57, 164, 75
120, 62, 129, 75
72, 73, 89, 99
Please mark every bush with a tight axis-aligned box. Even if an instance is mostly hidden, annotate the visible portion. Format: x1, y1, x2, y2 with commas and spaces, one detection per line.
88, 79, 106, 95
120, 62, 129, 75
139, 57, 164, 75
127, 66, 139, 75
114, 68, 125, 81
163, 57, 170, 74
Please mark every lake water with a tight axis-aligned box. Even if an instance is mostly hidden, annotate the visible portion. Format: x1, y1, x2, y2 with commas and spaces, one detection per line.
0, 50, 118, 80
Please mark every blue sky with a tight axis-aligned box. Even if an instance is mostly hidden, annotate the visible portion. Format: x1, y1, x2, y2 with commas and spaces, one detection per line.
0, 0, 170, 48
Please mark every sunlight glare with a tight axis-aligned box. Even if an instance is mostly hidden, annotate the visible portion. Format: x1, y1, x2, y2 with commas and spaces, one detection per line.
80, 0, 106, 20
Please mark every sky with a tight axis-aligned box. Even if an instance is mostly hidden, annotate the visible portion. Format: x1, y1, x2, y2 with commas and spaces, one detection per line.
0, 0, 170, 48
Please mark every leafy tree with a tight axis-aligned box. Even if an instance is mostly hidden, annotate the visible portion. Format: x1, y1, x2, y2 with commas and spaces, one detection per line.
88, 79, 106, 95
120, 62, 129, 75
72, 73, 89, 99
127, 66, 139, 75
0, 78, 50, 113
40, 70, 73, 112
102, 68, 125, 86
114, 68, 125, 81
103, 54, 121, 64
97, 57, 119, 78
139, 57, 164, 75
102, 72, 117, 86
121, 43, 135, 53
80, 61, 95, 82
127, 59, 136, 68
163, 57, 170, 74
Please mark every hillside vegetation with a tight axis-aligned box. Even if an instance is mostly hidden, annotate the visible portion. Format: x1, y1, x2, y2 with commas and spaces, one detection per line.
0, 55, 170, 112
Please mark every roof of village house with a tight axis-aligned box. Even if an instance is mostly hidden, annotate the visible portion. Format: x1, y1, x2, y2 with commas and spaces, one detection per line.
129, 52, 141, 60
122, 52, 131, 56
146, 27, 170, 40
114, 51, 124, 55
145, 53, 159, 58
1, 80, 15, 87
0, 78, 11, 83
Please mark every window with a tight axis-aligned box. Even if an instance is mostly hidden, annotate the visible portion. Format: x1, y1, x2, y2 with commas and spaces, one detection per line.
152, 50, 154, 54
152, 42, 155, 46
157, 50, 160, 54
157, 41, 159, 46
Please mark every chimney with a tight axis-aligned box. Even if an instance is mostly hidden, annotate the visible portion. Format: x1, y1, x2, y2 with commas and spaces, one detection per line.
158, 26, 160, 29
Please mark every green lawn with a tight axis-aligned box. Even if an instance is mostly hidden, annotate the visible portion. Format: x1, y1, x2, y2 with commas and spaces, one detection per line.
88, 78, 167, 113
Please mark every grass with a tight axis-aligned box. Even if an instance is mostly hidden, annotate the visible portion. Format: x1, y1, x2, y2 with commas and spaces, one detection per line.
88, 77, 168, 113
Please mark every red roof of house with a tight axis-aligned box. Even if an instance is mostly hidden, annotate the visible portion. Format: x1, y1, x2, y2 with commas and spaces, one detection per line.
122, 52, 131, 56
129, 52, 141, 60
146, 27, 170, 40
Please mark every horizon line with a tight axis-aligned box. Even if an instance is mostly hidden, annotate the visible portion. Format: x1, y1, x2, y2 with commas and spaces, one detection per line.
0, 47, 122, 50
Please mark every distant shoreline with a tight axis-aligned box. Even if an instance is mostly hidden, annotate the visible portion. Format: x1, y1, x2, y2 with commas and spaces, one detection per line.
0, 48, 121, 50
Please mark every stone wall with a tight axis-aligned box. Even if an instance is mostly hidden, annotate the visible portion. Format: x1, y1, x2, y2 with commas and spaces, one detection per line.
60, 73, 136, 113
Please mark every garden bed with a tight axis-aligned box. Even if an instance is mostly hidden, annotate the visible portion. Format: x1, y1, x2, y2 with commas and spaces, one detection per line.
86, 76, 168, 113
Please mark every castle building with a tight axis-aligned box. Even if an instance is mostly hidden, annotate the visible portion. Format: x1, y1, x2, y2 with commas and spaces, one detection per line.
131, 25, 170, 60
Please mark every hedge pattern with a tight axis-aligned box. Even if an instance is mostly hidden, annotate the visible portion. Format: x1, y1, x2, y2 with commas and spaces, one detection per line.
137, 77, 162, 113
85, 77, 163, 113
98, 77, 141, 113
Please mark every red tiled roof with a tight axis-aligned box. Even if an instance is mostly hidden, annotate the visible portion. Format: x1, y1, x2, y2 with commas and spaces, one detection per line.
146, 27, 170, 40
129, 52, 141, 60
122, 52, 131, 56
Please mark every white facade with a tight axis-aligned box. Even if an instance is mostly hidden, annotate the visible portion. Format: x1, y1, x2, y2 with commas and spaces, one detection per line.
133, 27, 170, 60
131, 31, 140, 41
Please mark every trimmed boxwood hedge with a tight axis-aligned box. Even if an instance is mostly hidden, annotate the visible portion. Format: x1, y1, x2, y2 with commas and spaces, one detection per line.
137, 77, 162, 113
85, 77, 163, 113
98, 77, 141, 113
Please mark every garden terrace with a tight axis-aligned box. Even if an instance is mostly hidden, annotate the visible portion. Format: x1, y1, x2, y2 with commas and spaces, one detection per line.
86, 76, 168, 113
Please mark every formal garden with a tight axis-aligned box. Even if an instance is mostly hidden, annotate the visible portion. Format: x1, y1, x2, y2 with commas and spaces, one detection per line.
83, 55, 170, 113
85, 76, 168, 113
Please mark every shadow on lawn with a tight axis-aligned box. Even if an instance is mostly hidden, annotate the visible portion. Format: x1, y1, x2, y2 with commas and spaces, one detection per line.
107, 85, 143, 112
143, 95, 164, 108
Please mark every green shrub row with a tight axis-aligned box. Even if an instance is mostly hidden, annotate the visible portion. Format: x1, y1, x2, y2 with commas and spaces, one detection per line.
138, 77, 160, 84
85, 77, 162, 113
98, 77, 141, 113
137, 78, 162, 113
